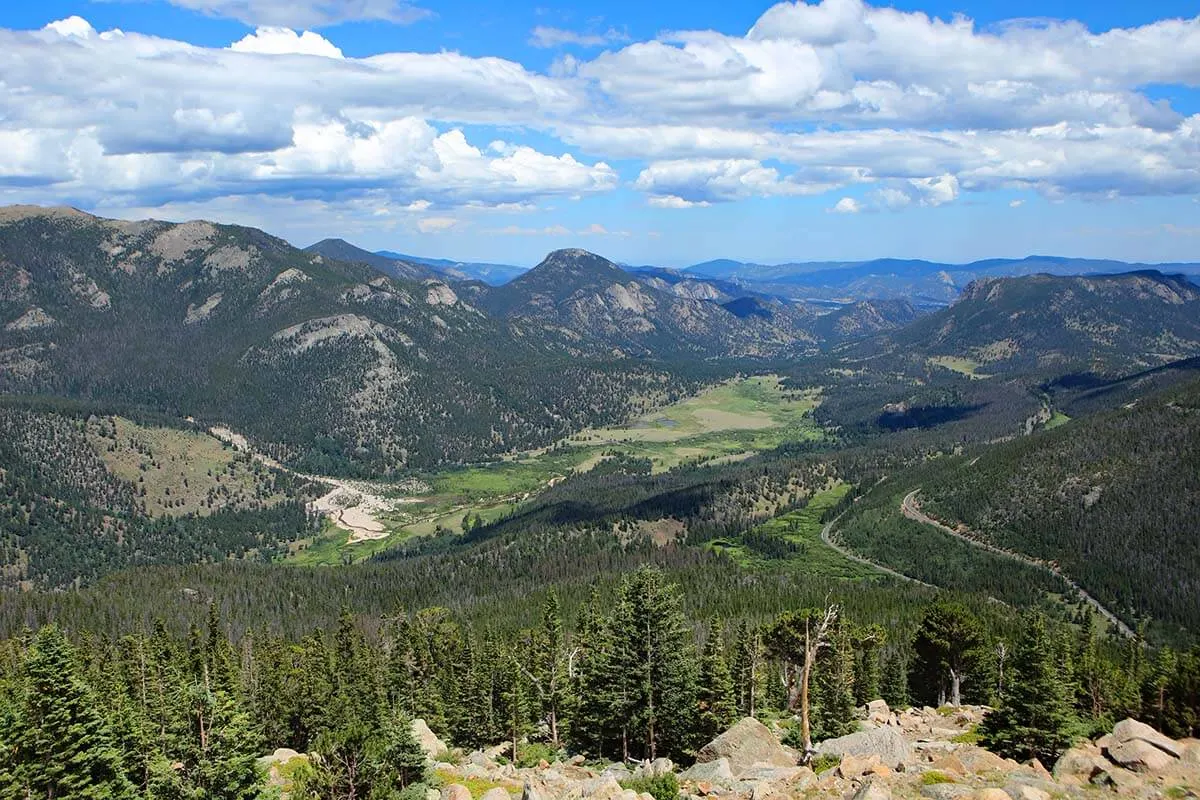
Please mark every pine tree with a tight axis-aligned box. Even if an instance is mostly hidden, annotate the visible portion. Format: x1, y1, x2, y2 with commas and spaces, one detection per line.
978, 614, 1079, 763
376, 712, 430, 791
610, 566, 698, 761
534, 590, 570, 748
912, 602, 986, 707
880, 652, 909, 709
813, 623, 857, 741
2, 625, 137, 799
572, 589, 621, 759
733, 622, 765, 719
763, 604, 839, 757
697, 621, 737, 743
853, 625, 884, 705
500, 655, 530, 765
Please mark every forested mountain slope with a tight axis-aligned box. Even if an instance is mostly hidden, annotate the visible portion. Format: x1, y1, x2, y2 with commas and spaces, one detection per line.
0, 207, 696, 472
0, 402, 313, 588
880, 271, 1200, 376
916, 377, 1200, 632
827, 375, 1200, 640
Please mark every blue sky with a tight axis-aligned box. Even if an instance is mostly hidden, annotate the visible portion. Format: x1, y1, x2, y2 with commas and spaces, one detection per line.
1, 0, 1198, 267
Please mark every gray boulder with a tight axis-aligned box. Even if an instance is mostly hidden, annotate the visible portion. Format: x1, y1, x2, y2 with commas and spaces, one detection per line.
1110, 718, 1181, 758
919, 785, 973, 800
695, 718, 796, 776
579, 776, 624, 800
480, 789, 510, 800
1052, 746, 1109, 786
602, 764, 632, 781
815, 726, 913, 770
680, 757, 736, 787
1106, 738, 1176, 773
853, 779, 893, 800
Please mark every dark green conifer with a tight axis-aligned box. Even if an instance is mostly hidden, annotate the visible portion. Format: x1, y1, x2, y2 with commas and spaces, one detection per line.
697, 621, 737, 743
1, 625, 136, 799
912, 602, 986, 707
979, 613, 1079, 763
813, 624, 857, 741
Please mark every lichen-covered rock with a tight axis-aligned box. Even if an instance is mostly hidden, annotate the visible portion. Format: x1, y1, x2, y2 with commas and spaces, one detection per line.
852, 777, 893, 800
1004, 784, 1050, 800
1052, 746, 1109, 786
695, 718, 795, 776
971, 789, 1011, 800
866, 699, 892, 726
920, 784, 973, 800
680, 758, 736, 787
816, 726, 913, 769
579, 776, 624, 800
838, 753, 885, 778
1110, 718, 1181, 758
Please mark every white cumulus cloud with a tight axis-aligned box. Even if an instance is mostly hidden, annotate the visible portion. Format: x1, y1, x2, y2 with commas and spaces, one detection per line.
229, 27, 344, 58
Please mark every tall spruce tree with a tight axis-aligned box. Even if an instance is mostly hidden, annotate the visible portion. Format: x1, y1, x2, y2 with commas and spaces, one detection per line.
610, 566, 698, 761
978, 614, 1079, 763
533, 590, 571, 748
572, 589, 622, 759
880, 652, 909, 709
1, 625, 136, 800
853, 625, 884, 706
697, 621, 737, 744
813, 623, 857, 741
733, 622, 765, 719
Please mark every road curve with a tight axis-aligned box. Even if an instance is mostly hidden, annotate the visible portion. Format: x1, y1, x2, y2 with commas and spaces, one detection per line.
900, 490, 1134, 638
820, 507, 936, 589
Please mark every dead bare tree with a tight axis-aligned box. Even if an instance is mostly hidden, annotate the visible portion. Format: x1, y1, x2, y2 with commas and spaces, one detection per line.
765, 602, 840, 761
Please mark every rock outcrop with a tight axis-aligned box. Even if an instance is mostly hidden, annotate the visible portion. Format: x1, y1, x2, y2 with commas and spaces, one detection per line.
412, 718, 448, 760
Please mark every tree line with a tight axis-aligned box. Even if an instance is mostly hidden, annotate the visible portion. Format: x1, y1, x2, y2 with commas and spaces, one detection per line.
3, 566, 1199, 798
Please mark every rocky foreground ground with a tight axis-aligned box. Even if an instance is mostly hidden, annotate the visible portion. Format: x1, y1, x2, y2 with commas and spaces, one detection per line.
261, 702, 1200, 800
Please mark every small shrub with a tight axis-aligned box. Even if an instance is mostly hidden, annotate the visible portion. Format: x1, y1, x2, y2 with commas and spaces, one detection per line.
434, 748, 462, 766
808, 754, 841, 774
620, 773, 679, 800
951, 726, 980, 744
515, 743, 559, 769
921, 771, 955, 786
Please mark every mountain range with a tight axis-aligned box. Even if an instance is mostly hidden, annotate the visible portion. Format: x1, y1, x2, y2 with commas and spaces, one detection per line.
4, 204, 1200, 477
314, 242, 1200, 310
684, 255, 1200, 307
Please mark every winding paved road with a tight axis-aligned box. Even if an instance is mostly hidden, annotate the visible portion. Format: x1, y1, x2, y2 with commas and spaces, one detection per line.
900, 490, 1134, 638
819, 505, 936, 588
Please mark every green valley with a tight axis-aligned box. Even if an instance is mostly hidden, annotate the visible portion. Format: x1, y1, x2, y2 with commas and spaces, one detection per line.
288, 375, 826, 563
